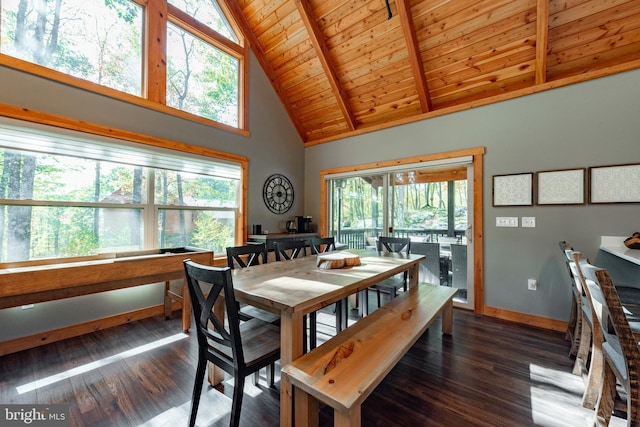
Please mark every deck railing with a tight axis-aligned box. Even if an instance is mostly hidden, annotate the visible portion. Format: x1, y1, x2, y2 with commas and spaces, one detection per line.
332, 228, 465, 249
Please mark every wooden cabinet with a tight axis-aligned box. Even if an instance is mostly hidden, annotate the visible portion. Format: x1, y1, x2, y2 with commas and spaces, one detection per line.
247, 233, 318, 251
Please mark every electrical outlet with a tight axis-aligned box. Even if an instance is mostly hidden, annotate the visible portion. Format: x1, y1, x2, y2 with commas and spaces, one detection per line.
522, 217, 536, 228
528, 279, 537, 291
496, 217, 518, 227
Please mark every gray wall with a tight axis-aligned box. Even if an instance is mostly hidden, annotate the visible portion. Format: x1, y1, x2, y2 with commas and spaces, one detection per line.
1, 52, 639, 339
304, 68, 640, 322
0, 53, 305, 339
0, 53, 305, 233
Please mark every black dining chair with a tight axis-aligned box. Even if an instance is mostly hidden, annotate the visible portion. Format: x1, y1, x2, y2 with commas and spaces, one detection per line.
369, 237, 411, 310
227, 243, 268, 269
226, 244, 280, 324
183, 260, 280, 427
310, 236, 336, 255
273, 239, 307, 261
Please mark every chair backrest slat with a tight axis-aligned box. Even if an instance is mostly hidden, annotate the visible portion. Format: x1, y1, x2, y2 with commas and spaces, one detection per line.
376, 237, 411, 254
310, 237, 336, 255
274, 239, 307, 261
226, 244, 268, 269
573, 255, 640, 396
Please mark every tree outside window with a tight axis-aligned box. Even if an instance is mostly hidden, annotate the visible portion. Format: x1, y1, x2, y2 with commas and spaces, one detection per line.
0, 0, 244, 130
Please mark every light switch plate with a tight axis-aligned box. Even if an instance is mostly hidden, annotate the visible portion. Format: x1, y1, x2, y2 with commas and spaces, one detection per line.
496, 217, 518, 227
522, 217, 536, 227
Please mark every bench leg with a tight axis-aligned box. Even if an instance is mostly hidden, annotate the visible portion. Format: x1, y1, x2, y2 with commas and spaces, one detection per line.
441, 300, 454, 335
294, 387, 319, 427
334, 406, 360, 427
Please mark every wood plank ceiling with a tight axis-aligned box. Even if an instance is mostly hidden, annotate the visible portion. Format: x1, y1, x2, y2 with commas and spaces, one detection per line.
226, 0, 640, 145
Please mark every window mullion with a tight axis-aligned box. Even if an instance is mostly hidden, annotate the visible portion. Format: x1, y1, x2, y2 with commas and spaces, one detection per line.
146, 168, 158, 249
145, 0, 168, 103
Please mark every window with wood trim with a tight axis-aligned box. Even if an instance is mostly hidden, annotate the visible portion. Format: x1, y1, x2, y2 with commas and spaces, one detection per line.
0, 0, 245, 132
0, 118, 242, 262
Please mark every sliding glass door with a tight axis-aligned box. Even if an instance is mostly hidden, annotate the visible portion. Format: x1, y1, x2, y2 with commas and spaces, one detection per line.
327, 161, 474, 309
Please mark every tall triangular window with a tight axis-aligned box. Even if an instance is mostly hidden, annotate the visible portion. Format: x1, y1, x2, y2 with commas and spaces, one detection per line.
168, 0, 239, 43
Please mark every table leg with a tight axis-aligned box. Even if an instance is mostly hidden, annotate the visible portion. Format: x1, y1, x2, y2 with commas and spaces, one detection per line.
408, 262, 419, 288
294, 387, 319, 427
281, 310, 304, 427
441, 300, 454, 335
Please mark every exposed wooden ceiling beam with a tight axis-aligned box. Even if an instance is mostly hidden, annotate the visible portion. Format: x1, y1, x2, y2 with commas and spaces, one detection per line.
535, 0, 549, 85
294, 0, 357, 131
396, 0, 432, 113
221, 0, 308, 141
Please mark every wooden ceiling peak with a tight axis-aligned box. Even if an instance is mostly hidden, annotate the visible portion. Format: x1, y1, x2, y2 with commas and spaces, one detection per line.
229, 0, 640, 144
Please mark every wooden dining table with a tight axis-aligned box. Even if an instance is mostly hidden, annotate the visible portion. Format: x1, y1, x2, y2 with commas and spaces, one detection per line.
209, 249, 424, 427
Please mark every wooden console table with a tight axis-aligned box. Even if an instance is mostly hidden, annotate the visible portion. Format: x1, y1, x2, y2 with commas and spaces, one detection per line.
0, 247, 213, 332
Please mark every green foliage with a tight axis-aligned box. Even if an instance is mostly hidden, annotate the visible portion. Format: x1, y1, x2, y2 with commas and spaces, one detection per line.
334, 177, 467, 232
190, 214, 233, 254
166, 23, 239, 126
104, 0, 139, 24
0, 150, 238, 261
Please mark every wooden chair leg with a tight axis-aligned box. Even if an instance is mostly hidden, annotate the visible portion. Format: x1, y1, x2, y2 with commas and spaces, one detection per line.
573, 320, 591, 376
582, 334, 603, 409
566, 298, 578, 342
569, 301, 582, 357
594, 364, 617, 427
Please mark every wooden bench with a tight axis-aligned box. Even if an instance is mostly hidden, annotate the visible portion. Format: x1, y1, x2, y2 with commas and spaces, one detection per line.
281, 283, 457, 427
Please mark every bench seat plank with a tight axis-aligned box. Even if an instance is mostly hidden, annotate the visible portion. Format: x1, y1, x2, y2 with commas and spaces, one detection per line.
282, 284, 457, 420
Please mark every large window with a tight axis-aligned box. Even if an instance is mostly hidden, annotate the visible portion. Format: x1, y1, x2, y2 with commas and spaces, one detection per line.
0, 0, 244, 131
0, 120, 241, 262
0, 0, 143, 95
166, 21, 239, 126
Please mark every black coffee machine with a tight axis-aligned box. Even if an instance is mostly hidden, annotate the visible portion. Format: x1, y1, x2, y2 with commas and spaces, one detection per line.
296, 216, 312, 233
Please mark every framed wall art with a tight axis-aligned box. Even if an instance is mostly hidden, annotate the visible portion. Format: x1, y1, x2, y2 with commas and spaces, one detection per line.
492, 173, 534, 206
536, 168, 586, 205
589, 163, 640, 204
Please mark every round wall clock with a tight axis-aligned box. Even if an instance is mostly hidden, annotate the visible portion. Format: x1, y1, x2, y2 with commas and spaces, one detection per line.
263, 174, 294, 214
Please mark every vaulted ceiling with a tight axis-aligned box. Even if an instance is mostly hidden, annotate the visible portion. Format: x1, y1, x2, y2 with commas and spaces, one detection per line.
225, 0, 640, 145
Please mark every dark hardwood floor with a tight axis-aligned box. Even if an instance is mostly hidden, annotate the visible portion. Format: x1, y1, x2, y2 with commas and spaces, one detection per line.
0, 302, 624, 426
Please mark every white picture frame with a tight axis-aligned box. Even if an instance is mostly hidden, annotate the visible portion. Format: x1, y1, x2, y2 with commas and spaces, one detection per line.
590, 163, 640, 204
537, 168, 586, 205
492, 173, 533, 206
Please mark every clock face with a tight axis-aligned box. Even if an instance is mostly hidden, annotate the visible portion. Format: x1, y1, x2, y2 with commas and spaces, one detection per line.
263, 174, 294, 214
